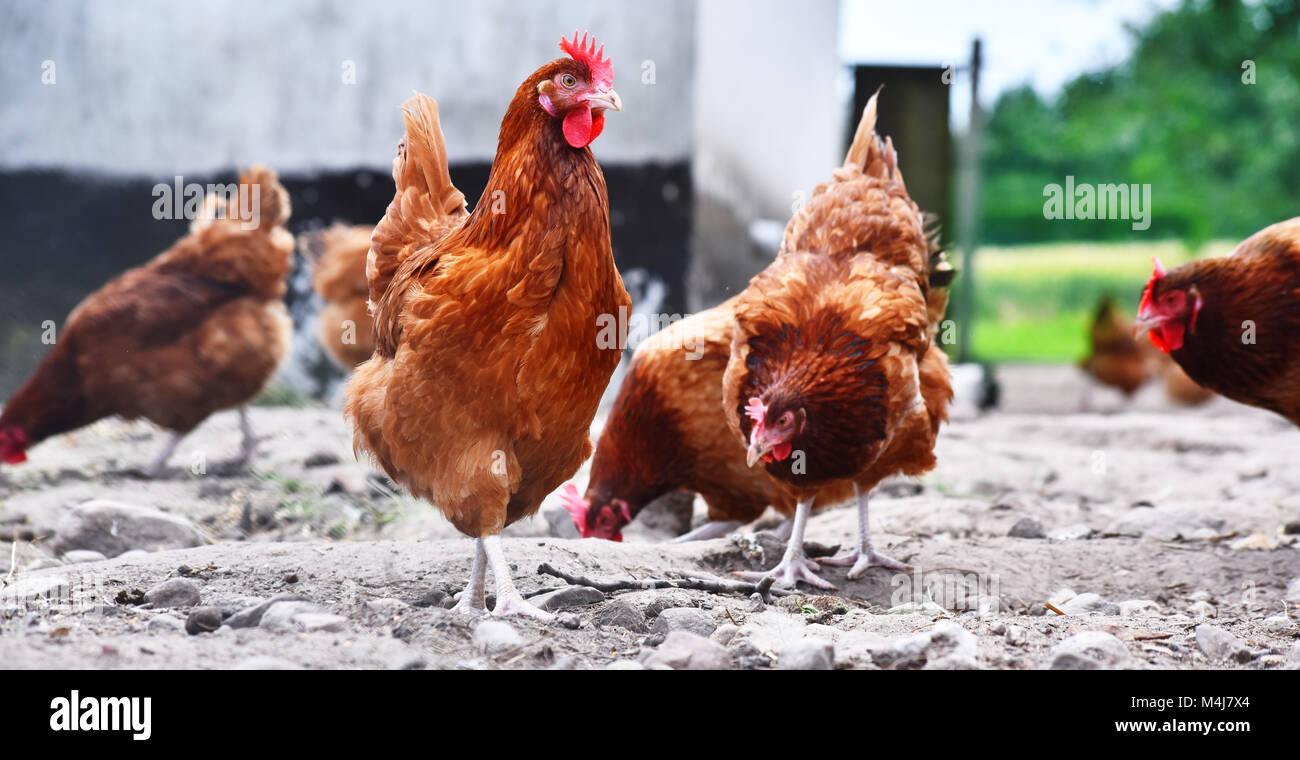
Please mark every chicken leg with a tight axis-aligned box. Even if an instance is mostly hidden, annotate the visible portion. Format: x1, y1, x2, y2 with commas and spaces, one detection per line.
482, 534, 554, 621
450, 538, 489, 615
670, 519, 742, 543
142, 432, 186, 478
818, 484, 910, 577
733, 497, 835, 590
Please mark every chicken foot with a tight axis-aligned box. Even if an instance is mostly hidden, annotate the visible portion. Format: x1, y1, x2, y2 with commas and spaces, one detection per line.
818, 484, 911, 578
482, 534, 554, 621
450, 538, 489, 615
732, 497, 835, 590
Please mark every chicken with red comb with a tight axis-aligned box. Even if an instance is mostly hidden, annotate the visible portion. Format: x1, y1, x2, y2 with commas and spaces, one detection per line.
1135, 217, 1300, 425
345, 34, 627, 620
722, 92, 952, 589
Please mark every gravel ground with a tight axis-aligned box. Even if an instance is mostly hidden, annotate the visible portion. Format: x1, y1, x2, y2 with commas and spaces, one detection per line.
1, 365, 1298, 670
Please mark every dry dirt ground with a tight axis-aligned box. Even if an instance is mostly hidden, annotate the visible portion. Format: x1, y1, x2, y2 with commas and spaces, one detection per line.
1, 365, 1298, 670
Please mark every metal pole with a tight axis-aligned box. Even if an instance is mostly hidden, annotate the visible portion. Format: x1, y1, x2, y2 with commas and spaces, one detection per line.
956, 38, 982, 363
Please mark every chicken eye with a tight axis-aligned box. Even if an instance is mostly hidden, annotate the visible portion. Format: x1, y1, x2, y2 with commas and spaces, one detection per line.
560, 74, 577, 88
778, 413, 792, 426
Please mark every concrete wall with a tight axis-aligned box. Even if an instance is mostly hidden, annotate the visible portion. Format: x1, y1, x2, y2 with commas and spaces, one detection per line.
688, 0, 845, 309
0, 0, 693, 172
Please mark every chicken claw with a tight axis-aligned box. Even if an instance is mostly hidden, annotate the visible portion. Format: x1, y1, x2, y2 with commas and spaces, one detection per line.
818, 547, 911, 578
482, 534, 554, 622
818, 485, 911, 579
732, 497, 836, 590
733, 555, 836, 590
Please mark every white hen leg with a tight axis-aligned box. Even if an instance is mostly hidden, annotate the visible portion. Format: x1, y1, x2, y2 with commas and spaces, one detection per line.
733, 497, 835, 590
142, 432, 186, 478
670, 520, 742, 543
483, 534, 554, 621
818, 484, 911, 578
450, 538, 489, 615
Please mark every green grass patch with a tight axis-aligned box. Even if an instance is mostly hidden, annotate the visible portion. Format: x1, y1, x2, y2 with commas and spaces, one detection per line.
961, 239, 1236, 362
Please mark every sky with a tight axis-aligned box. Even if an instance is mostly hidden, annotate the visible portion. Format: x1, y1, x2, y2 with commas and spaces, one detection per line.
840, 0, 1184, 126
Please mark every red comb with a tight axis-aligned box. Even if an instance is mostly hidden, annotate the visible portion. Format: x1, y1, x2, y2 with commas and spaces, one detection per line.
1139, 257, 1165, 314
745, 397, 767, 425
559, 31, 613, 89
560, 483, 590, 533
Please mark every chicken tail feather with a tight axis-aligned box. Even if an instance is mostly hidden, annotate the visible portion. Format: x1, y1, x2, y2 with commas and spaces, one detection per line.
367, 92, 468, 306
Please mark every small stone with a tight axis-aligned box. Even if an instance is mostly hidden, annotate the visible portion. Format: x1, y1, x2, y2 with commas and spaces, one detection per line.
531, 585, 605, 612
1288, 641, 1300, 664
1195, 624, 1251, 663
225, 593, 312, 629
777, 638, 834, 670
1048, 523, 1093, 540
557, 612, 580, 629
1061, 592, 1120, 616
1047, 588, 1078, 606
1007, 517, 1045, 539
5, 575, 71, 601
52, 500, 204, 558
303, 451, 340, 468
1188, 601, 1217, 618
1283, 521, 1300, 536
1050, 652, 1101, 670
1119, 599, 1161, 617
651, 607, 717, 637
1262, 615, 1294, 635
642, 630, 730, 670
293, 612, 348, 633
147, 614, 185, 633
591, 599, 648, 632
605, 660, 647, 670
711, 624, 740, 647
542, 504, 581, 539
282, 573, 299, 584
258, 602, 327, 632
1285, 577, 1300, 605
61, 550, 107, 564
1003, 625, 1028, 647
144, 578, 201, 609
1050, 631, 1130, 669
472, 620, 523, 655
185, 606, 223, 635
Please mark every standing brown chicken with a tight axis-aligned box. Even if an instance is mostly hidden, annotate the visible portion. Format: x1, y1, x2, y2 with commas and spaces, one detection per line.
0, 167, 293, 474
722, 93, 952, 589
1136, 218, 1300, 424
345, 33, 627, 620
305, 223, 376, 369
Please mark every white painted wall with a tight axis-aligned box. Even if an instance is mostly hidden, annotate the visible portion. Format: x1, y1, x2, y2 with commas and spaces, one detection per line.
692, 0, 844, 219
0, 0, 693, 173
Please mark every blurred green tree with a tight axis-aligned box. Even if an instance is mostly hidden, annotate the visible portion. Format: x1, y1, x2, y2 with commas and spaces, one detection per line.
979, 0, 1300, 245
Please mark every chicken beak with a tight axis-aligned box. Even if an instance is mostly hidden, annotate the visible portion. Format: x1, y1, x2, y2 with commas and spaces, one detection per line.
746, 438, 770, 468
1132, 316, 1159, 340
588, 88, 622, 113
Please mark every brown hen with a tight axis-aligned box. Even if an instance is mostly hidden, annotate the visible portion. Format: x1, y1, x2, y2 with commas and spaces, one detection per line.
721, 93, 952, 589
344, 34, 627, 619
0, 167, 293, 475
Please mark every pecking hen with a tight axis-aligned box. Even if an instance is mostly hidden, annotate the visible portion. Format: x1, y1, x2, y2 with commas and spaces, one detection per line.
721, 92, 953, 589
0, 166, 294, 475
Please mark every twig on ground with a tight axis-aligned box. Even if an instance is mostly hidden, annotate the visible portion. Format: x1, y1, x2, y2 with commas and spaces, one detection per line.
537, 563, 793, 600
1044, 602, 1065, 615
